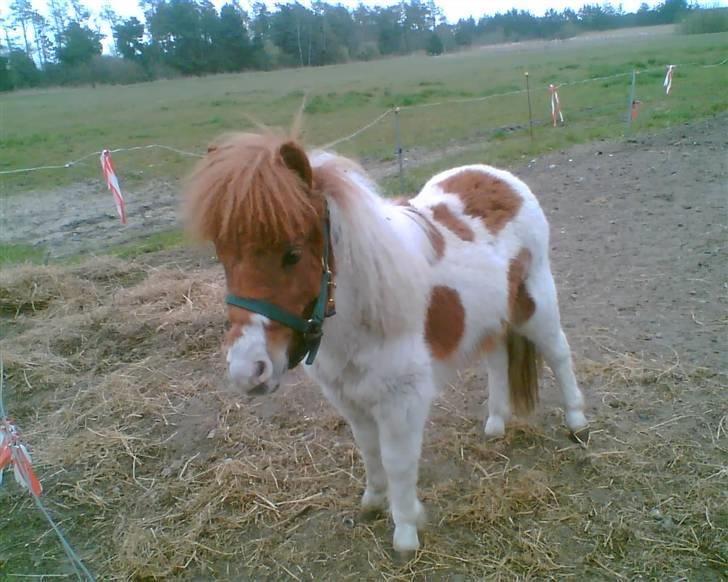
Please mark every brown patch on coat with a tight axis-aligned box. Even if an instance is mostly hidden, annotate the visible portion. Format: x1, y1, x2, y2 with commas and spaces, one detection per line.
478, 321, 507, 354
507, 328, 540, 415
420, 216, 445, 261
403, 207, 445, 262
508, 249, 536, 325
513, 286, 536, 325
479, 333, 498, 353
425, 286, 465, 359
431, 203, 475, 241
440, 170, 522, 234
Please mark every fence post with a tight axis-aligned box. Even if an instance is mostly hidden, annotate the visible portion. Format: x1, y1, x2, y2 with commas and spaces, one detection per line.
626, 69, 637, 131
525, 72, 534, 141
394, 107, 404, 193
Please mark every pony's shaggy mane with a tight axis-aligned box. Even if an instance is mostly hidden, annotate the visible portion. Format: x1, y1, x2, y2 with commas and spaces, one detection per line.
185, 132, 321, 250
310, 152, 430, 337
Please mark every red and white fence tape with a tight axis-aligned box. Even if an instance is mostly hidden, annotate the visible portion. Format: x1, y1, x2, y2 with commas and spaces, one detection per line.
631, 99, 641, 121
0, 417, 42, 496
663, 65, 675, 94
100, 149, 127, 225
0, 359, 95, 579
549, 84, 564, 127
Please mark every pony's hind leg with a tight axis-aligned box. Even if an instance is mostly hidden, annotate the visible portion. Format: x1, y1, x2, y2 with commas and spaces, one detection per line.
483, 340, 511, 438
374, 386, 431, 552
519, 265, 588, 434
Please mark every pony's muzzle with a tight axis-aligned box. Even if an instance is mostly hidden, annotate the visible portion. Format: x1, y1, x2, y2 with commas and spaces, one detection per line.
228, 353, 275, 393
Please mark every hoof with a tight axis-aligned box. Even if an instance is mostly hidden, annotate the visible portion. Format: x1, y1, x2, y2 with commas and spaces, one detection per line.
393, 524, 420, 553
569, 426, 591, 446
484, 416, 506, 439
361, 488, 387, 511
358, 506, 386, 523
566, 410, 589, 434
393, 549, 418, 564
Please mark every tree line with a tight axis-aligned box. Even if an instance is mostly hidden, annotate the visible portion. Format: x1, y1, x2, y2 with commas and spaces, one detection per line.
0, 0, 699, 91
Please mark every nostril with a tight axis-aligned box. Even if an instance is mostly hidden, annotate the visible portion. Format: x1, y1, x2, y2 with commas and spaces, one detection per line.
253, 360, 267, 381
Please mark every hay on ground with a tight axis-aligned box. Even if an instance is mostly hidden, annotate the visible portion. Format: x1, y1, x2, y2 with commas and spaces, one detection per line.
0, 257, 725, 579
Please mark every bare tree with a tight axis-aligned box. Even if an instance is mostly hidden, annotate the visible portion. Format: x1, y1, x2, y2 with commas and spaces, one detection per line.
46, 0, 68, 47
1, 12, 17, 53
69, 0, 89, 23
10, 0, 33, 56
31, 10, 50, 66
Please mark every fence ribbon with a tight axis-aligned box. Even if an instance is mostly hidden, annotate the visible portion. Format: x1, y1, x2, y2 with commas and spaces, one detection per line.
631, 99, 641, 121
549, 84, 564, 127
0, 417, 42, 496
100, 149, 127, 225
663, 65, 674, 94
0, 358, 95, 579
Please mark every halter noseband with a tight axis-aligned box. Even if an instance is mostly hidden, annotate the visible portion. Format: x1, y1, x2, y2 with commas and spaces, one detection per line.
225, 211, 336, 368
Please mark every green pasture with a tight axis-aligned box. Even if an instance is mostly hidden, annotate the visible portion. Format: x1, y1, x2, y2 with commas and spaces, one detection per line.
1, 28, 726, 198
0, 231, 187, 267
0, 242, 47, 266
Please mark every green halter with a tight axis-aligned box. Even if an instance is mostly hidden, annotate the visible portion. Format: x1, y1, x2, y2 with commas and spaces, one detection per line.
225, 212, 335, 368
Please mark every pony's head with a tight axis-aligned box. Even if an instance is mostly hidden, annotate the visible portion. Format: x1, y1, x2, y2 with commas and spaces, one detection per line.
186, 132, 331, 395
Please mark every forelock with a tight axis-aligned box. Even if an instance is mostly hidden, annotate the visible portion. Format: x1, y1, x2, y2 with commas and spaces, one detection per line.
185, 131, 321, 252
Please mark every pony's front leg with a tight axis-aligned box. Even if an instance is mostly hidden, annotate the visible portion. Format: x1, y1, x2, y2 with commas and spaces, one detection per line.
347, 407, 388, 512
324, 390, 388, 512
374, 389, 431, 553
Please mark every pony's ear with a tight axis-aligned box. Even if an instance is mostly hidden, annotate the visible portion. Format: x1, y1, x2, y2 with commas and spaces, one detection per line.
279, 141, 313, 189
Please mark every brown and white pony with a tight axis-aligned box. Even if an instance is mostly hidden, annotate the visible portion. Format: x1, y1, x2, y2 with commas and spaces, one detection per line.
185, 131, 588, 552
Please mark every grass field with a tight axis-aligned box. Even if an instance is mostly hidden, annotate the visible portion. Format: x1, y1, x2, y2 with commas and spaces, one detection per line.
0, 243, 47, 265
1, 27, 726, 198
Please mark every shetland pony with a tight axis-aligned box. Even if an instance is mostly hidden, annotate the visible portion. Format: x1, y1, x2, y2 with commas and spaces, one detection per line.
185, 132, 588, 552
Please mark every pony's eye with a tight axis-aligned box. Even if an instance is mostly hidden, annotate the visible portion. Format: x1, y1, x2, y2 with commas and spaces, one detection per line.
282, 249, 302, 267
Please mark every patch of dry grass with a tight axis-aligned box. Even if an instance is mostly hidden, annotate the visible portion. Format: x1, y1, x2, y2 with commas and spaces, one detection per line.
0, 257, 146, 316
0, 258, 725, 579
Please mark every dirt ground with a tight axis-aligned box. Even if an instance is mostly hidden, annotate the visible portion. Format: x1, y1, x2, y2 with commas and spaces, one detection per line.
517, 114, 726, 372
0, 176, 183, 258
0, 115, 726, 579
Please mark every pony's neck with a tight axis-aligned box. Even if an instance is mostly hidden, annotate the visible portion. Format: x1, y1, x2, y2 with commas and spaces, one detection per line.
311, 152, 428, 339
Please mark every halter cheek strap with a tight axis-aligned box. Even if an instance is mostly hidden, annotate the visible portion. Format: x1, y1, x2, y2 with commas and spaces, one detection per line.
225, 211, 335, 368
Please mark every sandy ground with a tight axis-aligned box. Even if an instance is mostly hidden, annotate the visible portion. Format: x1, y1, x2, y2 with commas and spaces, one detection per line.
0, 177, 183, 258
517, 115, 727, 372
